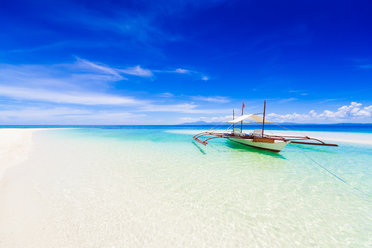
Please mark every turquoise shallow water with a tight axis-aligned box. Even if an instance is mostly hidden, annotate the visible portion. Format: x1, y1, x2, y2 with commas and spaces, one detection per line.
1, 127, 372, 247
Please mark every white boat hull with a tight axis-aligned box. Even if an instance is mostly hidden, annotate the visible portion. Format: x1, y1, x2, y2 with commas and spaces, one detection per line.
228, 138, 289, 152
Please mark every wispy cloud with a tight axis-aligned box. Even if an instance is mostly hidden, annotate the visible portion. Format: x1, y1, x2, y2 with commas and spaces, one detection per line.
0, 59, 221, 124
179, 115, 231, 124
77, 58, 153, 78
0, 59, 134, 92
77, 58, 205, 79
158, 92, 174, 97
278, 98, 297, 103
175, 68, 190, 74
118, 65, 153, 77
191, 96, 230, 103
43, 1, 227, 44
0, 60, 149, 106
0, 107, 146, 125
358, 64, 372, 69
138, 103, 231, 114
76, 57, 126, 80
288, 90, 308, 96
153, 67, 209, 80
140, 103, 197, 112
354, 58, 372, 69
0, 60, 212, 110
0, 85, 142, 105
8, 41, 71, 54
46, 4, 171, 45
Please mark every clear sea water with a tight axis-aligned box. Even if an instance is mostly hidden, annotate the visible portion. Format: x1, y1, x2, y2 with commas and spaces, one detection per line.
0, 125, 371, 247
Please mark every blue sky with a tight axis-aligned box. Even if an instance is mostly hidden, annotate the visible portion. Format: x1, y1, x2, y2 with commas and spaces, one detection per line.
0, 0, 372, 124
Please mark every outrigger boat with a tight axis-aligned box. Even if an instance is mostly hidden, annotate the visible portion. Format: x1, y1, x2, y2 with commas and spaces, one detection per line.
193, 101, 338, 152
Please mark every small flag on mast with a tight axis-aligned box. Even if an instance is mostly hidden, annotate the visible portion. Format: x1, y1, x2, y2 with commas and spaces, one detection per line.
242, 101, 245, 109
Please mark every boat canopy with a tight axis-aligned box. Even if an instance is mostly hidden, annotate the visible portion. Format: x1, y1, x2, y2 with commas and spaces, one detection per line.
227, 114, 273, 124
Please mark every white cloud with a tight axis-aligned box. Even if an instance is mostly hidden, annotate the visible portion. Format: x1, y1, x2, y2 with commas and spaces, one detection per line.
0, 85, 142, 105
158, 92, 174, 97
151, 67, 210, 81
288, 90, 308, 96
75, 58, 126, 80
139, 103, 199, 113
0, 59, 219, 125
77, 58, 153, 78
0, 59, 140, 92
0, 107, 146, 125
179, 115, 231, 123
138, 103, 231, 114
0, 65, 80, 89
268, 102, 372, 123
118, 65, 153, 77
175, 68, 190, 74
141, 103, 197, 113
278, 97, 297, 103
154, 67, 209, 81
77, 59, 198, 78
191, 96, 230, 103
364, 105, 372, 112
317, 102, 369, 118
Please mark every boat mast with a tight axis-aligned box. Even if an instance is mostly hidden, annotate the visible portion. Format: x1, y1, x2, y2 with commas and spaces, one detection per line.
232, 109, 235, 130
262, 100, 266, 136
241, 102, 244, 132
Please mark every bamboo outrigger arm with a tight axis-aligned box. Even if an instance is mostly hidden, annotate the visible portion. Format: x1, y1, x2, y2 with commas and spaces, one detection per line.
266, 134, 338, 146
192, 132, 228, 145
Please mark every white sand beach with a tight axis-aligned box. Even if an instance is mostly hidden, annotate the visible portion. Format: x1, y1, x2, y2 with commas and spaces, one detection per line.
0, 129, 36, 180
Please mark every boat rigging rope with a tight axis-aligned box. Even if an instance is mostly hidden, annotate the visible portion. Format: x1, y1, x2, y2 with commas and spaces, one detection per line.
296, 146, 371, 199
207, 122, 233, 133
